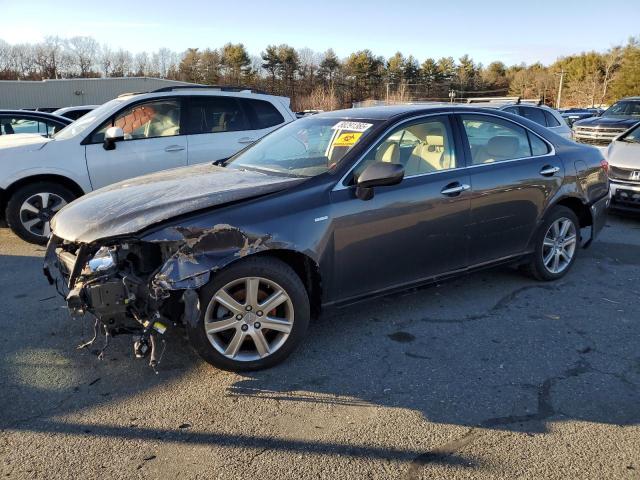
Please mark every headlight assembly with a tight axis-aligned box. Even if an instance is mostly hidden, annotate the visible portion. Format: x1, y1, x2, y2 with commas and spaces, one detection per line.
88, 246, 117, 273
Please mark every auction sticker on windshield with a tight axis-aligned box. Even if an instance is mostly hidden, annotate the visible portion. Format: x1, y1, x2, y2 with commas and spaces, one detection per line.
331, 121, 373, 132
333, 132, 363, 147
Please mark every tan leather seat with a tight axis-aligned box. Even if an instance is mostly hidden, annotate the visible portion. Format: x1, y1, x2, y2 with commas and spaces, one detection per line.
406, 127, 446, 175
375, 143, 400, 163
474, 135, 520, 164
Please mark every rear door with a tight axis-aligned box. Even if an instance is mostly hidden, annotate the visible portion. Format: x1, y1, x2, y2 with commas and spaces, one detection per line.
330, 115, 471, 301
84, 98, 187, 189
457, 113, 563, 264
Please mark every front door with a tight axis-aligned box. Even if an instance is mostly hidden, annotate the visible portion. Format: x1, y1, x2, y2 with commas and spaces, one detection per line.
85, 98, 187, 189
330, 115, 471, 302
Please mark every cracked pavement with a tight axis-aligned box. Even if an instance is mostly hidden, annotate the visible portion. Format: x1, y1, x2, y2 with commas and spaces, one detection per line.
1, 213, 639, 479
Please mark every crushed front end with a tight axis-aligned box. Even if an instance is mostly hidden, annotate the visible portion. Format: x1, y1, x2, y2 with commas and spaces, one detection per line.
43, 235, 182, 367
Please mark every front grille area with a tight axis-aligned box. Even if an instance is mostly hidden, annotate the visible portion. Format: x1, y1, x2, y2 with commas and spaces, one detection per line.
610, 165, 640, 183
612, 188, 640, 206
573, 125, 627, 145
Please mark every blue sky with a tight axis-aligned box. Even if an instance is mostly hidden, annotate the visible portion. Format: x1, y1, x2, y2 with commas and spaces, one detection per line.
1, 0, 638, 65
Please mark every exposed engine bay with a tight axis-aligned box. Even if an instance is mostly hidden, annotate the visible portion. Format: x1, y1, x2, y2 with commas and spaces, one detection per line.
42, 219, 276, 370
43, 238, 174, 370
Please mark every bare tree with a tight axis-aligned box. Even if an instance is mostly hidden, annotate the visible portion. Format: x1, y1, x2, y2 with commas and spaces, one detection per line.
134, 52, 150, 76
68, 36, 99, 77
111, 48, 133, 77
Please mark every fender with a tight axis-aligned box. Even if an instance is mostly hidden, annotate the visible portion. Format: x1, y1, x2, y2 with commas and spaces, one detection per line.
143, 223, 319, 292
2, 166, 92, 193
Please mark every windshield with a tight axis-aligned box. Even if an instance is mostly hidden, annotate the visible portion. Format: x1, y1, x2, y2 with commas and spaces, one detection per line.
52, 98, 126, 140
226, 116, 381, 177
621, 123, 640, 143
603, 101, 640, 118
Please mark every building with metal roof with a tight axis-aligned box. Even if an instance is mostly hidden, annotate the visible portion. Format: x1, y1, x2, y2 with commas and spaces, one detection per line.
0, 77, 198, 110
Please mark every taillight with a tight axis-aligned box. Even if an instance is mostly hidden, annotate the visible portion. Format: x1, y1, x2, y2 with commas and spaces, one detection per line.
600, 159, 609, 174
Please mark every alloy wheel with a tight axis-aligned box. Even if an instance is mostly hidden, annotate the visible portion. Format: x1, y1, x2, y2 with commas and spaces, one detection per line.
204, 276, 294, 361
19, 192, 67, 239
542, 217, 577, 274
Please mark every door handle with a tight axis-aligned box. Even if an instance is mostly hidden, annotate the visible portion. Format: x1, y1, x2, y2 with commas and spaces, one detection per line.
165, 145, 185, 152
238, 137, 256, 144
539, 165, 560, 176
440, 182, 470, 196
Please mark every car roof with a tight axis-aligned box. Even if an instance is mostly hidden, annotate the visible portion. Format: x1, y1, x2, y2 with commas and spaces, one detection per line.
315, 104, 552, 121
54, 105, 100, 113
0, 110, 72, 123
120, 88, 291, 105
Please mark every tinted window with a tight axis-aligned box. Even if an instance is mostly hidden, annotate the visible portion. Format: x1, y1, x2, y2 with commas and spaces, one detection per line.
529, 132, 550, 156
357, 117, 456, 177
603, 101, 640, 117
242, 99, 285, 129
461, 115, 532, 165
521, 107, 546, 126
63, 109, 91, 120
503, 106, 520, 115
91, 99, 181, 143
186, 96, 248, 134
543, 110, 561, 127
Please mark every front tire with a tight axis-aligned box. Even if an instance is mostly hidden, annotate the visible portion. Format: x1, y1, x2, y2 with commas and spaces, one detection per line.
6, 182, 76, 244
187, 256, 310, 372
523, 206, 580, 281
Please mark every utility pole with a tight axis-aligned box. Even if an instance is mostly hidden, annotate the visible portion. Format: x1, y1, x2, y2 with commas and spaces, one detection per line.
385, 82, 390, 104
556, 69, 565, 109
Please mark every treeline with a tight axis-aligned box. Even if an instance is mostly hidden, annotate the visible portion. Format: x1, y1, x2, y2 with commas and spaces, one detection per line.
1, 35, 639, 110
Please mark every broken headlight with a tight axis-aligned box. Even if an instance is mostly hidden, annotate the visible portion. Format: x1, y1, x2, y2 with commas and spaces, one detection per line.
88, 246, 117, 273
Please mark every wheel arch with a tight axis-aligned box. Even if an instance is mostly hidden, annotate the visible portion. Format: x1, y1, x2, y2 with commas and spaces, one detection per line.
251, 249, 323, 319
4, 174, 86, 201
551, 195, 592, 228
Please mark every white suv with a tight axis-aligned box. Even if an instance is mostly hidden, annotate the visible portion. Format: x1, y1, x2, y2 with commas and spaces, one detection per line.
0, 87, 295, 243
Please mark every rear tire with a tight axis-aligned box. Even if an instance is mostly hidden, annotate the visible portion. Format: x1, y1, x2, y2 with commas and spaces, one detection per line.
187, 256, 310, 372
6, 182, 76, 244
522, 206, 580, 281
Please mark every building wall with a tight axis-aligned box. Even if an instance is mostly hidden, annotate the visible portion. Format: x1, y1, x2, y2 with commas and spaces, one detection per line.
0, 77, 199, 110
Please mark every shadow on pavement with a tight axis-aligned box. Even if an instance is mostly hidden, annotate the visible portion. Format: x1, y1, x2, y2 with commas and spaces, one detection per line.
1, 217, 639, 469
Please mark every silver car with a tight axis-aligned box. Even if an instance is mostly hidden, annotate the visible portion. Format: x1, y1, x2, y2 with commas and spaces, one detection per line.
471, 102, 573, 140
607, 122, 640, 211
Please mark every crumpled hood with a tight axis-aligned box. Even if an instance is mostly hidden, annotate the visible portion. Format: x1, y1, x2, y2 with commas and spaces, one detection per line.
574, 116, 640, 128
0, 133, 51, 151
51, 164, 306, 243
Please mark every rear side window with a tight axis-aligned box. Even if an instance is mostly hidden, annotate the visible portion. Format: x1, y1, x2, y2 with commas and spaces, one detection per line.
242, 99, 285, 129
528, 132, 550, 156
521, 107, 546, 126
503, 106, 520, 115
543, 110, 561, 127
460, 114, 533, 165
186, 96, 249, 134
0, 117, 57, 136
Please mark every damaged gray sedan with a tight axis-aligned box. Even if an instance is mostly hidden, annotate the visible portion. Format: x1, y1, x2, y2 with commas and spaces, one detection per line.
44, 105, 609, 371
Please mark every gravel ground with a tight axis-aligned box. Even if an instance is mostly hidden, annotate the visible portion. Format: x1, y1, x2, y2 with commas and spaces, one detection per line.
1, 213, 639, 479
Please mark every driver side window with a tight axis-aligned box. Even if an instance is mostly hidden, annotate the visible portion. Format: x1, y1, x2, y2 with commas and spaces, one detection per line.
355, 117, 456, 178
91, 99, 181, 143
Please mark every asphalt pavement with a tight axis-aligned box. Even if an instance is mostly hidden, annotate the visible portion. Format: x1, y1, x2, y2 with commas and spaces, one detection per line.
1, 213, 639, 479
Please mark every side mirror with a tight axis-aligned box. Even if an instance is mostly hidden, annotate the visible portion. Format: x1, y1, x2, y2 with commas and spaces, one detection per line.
355, 162, 404, 200
103, 126, 124, 150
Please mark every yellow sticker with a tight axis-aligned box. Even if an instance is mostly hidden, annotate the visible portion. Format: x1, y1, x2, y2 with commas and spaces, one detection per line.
333, 132, 362, 147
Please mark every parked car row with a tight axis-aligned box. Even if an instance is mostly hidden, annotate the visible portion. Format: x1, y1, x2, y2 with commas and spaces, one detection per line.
572, 97, 640, 146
